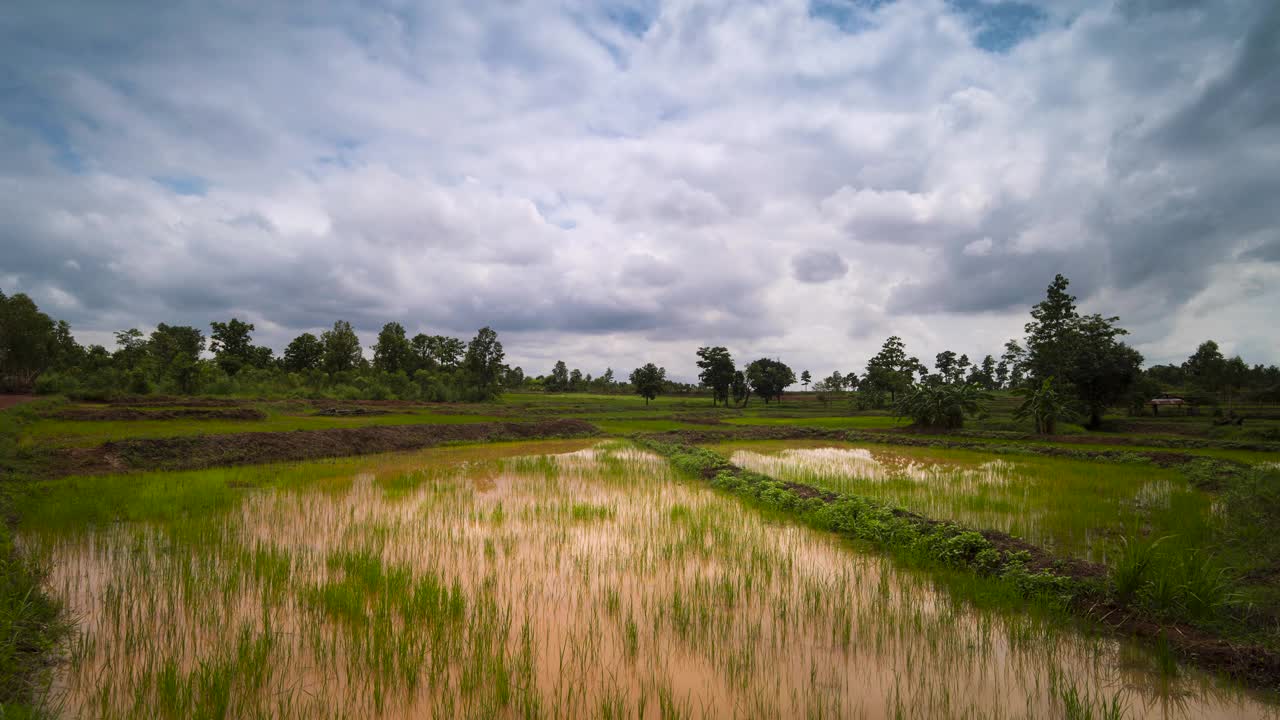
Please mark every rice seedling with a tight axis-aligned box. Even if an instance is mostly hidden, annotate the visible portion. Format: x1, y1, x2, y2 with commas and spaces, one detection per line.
15, 440, 1275, 718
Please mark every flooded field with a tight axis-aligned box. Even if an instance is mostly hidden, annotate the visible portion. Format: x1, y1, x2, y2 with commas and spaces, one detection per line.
20, 441, 1277, 718
719, 440, 1212, 563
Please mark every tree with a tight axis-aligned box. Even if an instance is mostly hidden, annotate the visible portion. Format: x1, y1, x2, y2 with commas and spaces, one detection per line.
149, 324, 204, 369
863, 336, 918, 403
1183, 340, 1226, 398
462, 326, 505, 399
731, 370, 750, 406
283, 333, 324, 372
1023, 274, 1079, 385
505, 366, 525, 389
321, 321, 362, 373
629, 363, 666, 405
744, 358, 796, 404
994, 360, 1009, 389
695, 346, 735, 406
600, 368, 615, 393
934, 350, 958, 383
149, 323, 206, 393
410, 334, 466, 372
1065, 314, 1143, 428
546, 361, 570, 392
112, 329, 148, 370
209, 318, 257, 376
800, 370, 811, 390
0, 290, 59, 389
373, 322, 412, 374
569, 368, 584, 391
1001, 340, 1026, 388
970, 354, 997, 390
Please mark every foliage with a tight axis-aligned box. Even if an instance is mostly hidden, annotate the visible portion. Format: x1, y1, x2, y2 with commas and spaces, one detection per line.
1013, 377, 1072, 434
862, 336, 920, 403
628, 363, 666, 405
321, 321, 362, 374
372, 322, 413, 374
695, 346, 735, 406
1020, 276, 1143, 428
894, 382, 987, 429
283, 333, 324, 372
462, 327, 505, 400
743, 358, 795, 404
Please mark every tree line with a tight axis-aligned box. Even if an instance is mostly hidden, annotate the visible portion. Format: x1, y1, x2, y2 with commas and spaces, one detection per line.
0, 292, 507, 401
3, 279, 1277, 417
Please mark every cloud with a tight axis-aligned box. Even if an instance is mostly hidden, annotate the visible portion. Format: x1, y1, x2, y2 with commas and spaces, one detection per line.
791, 249, 849, 284
0, 0, 1276, 381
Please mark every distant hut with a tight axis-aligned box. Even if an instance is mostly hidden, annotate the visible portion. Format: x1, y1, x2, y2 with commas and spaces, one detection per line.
1149, 395, 1188, 416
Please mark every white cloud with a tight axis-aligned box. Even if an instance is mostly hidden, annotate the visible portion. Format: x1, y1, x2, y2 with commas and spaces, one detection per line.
0, 0, 1276, 380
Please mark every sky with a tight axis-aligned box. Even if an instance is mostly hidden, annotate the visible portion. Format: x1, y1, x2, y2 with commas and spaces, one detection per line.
2, 0, 1278, 382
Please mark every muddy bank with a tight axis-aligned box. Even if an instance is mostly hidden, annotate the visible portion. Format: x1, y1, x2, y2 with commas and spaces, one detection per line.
107, 396, 246, 407
53, 419, 599, 475
54, 407, 267, 421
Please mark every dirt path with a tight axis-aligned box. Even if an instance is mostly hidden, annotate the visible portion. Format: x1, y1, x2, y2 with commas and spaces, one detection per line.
48, 419, 599, 475
0, 394, 38, 410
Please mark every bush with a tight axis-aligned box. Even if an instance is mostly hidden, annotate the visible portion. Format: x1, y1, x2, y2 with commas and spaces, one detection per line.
894, 383, 986, 430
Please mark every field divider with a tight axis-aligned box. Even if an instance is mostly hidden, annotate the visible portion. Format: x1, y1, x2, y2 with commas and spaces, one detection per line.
636, 439, 1280, 692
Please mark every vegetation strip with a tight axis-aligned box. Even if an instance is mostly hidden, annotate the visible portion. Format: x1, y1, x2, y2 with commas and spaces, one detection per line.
55, 419, 599, 474
639, 440, 1280, 690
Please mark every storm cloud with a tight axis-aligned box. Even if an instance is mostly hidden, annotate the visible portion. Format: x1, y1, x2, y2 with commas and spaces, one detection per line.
1, 0, 1276, 379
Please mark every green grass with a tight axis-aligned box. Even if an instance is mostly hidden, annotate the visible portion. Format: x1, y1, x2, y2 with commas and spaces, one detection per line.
21, 410, 507, 448
722, 415, 905, 429
706, 439, 1213, 564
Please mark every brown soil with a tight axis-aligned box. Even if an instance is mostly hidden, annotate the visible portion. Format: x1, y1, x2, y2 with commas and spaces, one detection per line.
108, 396, 246, 407
0, 394, 38, 410
50, 419, 599, 476
54, 407, 267, 421
313, 407, 391, 417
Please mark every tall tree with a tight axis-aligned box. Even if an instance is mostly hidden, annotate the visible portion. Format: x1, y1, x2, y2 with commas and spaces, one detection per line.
149, 323, 206, 393
283, 333, 324, 372
546, 360, 570, 392
695, 346, 735, 406
863, 336, 918, 402
800, 370, 811, 390
629, 363, 666, 405
372, 322, 412, 374
209, 318, 257, 376
731, 370, 750, 406
1023, 274, 1079, 385
462, 326, 505, 399
569, 368, 584, 391
934, 350, 958, 382
744, 358, 796, 404
321, 321, 362, 373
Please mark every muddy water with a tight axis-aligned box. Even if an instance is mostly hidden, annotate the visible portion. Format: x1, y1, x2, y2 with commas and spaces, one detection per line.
26, 441, 1279, 718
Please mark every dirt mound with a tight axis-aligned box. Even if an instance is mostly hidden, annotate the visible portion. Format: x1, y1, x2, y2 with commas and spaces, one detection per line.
314, 407, 390, 417
55, 407, 266, 421
65, 419, 598, 474
108, 396, 245, 407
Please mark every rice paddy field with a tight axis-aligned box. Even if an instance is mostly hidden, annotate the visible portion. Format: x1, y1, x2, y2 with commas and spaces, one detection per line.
16, 440, 1280, 719
711, 440, 1213, 563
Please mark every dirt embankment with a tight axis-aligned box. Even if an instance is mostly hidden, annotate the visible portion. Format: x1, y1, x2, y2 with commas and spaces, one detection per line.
54, 407, 267, 421
52, 419, 599, 475
0, 394, 39, 410
106, 396, 247, 407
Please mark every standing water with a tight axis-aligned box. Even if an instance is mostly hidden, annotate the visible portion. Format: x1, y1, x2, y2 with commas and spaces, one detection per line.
21, 441, 1278, 718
